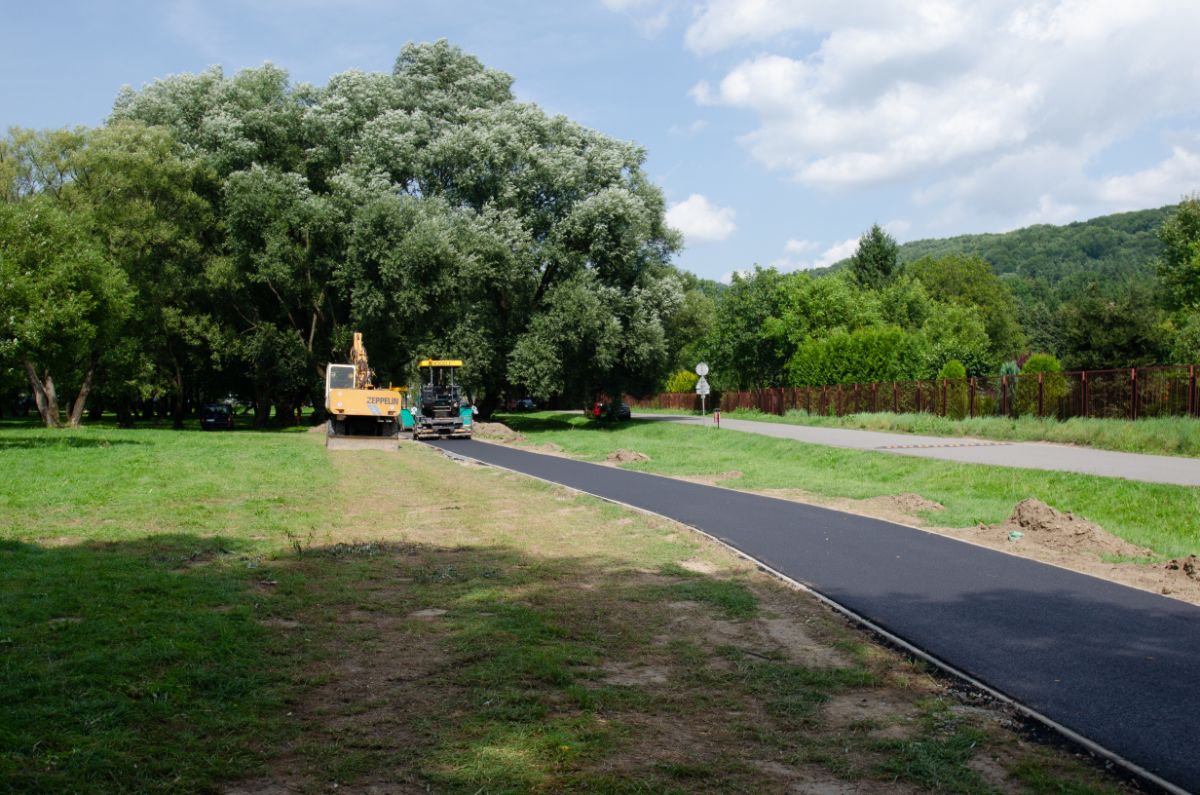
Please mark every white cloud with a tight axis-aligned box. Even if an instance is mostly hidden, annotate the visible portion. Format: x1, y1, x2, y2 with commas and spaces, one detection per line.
783, 238, 820, 254
771, 235, 859, 272
1097, 138, 1200, 206
668, 119, 709, 136
602, 0, 677, 37
666, 194, 737, 243
678, 0, 1200, 224
812, 237, 859, 269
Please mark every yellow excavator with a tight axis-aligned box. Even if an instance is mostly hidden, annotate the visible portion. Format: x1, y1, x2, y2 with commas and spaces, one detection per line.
324, 332, 401, 439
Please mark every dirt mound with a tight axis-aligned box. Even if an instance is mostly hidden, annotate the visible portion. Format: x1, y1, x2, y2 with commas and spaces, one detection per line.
996, 499, 1149, 558
472, 421, 523, 441
607, 449, 650, 463
997, 499, 1152, 559
1161, 555, 1199, 580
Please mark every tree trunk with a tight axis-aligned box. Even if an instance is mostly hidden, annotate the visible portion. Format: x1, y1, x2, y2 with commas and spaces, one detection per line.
23, 361, 63, 428
171, 360, 186, 430
88, 397, 103, 421
477, 393, 501, 420
67, 365, 96, 429
254, 388, 271, 429
116, 395, 135, 429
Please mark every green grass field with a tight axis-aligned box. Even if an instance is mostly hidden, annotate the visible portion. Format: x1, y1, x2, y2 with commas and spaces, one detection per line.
703, 408, 1200, 458
501, 412, 1200, 559
0, 421, 1135, 793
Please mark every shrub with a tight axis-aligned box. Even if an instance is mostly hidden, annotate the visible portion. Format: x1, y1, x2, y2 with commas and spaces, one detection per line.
663, 369, 699, 393
938, 359, 968, 419
1015, 353, 1068, 417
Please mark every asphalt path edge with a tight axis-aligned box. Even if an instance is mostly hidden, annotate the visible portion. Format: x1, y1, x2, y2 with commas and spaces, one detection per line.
428, 439, 1185, 795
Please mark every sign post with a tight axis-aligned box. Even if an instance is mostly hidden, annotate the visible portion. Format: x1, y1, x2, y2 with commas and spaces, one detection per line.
695, 362, 711, 420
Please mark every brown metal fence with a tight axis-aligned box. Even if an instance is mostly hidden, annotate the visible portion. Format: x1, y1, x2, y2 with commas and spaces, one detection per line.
627, 365, 1200, 421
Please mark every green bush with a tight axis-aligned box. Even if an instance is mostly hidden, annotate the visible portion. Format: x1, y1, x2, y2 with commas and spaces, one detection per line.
663, 369, 699, 393
786, 326, 926, 386
938, 359, 968, 419
1015, 353, 1068, 417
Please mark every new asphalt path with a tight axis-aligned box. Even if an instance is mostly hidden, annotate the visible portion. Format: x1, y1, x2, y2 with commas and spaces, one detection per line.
635, 412, 1200, 487
428, 438, 1200, 794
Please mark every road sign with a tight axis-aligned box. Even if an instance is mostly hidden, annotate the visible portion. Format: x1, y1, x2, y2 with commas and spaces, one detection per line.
695, 362, 709, 377
695, 376, 710, 396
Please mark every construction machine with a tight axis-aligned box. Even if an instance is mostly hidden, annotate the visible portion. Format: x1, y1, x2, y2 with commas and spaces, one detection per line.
402, 358, 473, 439
325, 332, 401, 440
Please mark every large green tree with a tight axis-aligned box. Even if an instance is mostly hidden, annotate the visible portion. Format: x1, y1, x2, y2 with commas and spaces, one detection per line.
707, 267, 790, 390
0, 197, 130, 427
908, 253, 1026, 367
1157, 195, 1200, 310
849, 224, 898, 290
69, 122, 218, 427
111, 41, 682, 415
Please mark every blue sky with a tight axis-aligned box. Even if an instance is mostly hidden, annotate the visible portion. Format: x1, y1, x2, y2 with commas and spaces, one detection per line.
4, 0, 1200, 283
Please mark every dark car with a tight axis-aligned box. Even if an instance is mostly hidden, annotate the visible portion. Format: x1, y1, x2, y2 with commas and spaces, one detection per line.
200, 403, 234, 431
592, 401, 631, 421
514, 397, 537, 411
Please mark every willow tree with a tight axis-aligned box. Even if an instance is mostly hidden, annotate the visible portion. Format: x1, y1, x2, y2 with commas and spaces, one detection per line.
112, 41, 682, 415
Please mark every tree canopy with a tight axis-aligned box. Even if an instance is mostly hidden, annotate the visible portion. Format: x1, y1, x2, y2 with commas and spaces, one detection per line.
2, 40, 688, 425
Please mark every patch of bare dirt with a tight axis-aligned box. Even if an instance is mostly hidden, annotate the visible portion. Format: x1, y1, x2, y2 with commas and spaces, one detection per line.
677, 558, 719, 574
663, 589, 853, 670
600, 662, 670, 686
677, 470, 744, 486
822, 690, 921, 740
747, 762, 920, 795
607, 448, 650, 463
936, 500, 1200, 605
325, 436, 399, 452
760, 488, 941, 527
857, 492, 944, 519
257, 618, 302, 629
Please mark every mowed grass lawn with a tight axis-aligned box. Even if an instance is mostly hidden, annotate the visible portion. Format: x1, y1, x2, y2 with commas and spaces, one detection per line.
501, 413, 1200, 559
1, 421, 1133, 793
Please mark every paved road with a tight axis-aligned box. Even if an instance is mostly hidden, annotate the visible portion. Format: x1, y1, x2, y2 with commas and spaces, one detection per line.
430, 438, 1200, 794
637, 413, 1200, 487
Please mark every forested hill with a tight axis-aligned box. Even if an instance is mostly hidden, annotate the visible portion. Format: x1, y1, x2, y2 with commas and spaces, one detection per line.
829, 204, 1174, 286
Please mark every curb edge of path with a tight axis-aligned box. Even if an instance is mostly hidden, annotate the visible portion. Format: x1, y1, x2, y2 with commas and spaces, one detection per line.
425, 439, 1187, 795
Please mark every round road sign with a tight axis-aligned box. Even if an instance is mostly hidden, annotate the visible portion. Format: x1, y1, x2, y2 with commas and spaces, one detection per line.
695, 362, 709, 377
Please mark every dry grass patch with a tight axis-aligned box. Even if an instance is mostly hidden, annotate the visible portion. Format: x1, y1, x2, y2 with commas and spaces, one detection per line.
222, 439, 1135, 794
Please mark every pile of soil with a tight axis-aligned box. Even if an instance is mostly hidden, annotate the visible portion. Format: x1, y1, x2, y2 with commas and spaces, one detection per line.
472, 421, 523, 441
1160, 555, 1199, 580
607, 449, 650, 463
998, 499, 1152, 559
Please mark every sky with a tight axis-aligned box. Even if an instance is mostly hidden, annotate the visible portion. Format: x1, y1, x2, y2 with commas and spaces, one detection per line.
3, 0, 1200, 283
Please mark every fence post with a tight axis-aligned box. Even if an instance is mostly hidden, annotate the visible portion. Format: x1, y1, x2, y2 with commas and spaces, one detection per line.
1037, 372, 1044, 417
969, 377, 976, 418
1080, 370, 1087, 419
1130, 368, 1137, 421
1190, 365, 1197, 417
892, 382, 898, 413
941, 379, 948, 417
1000, 376, 1008, 416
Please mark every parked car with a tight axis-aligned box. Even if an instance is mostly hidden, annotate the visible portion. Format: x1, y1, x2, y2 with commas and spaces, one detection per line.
200, 403, 234, 431
591, 401, 631, 421
514, 397, 537, 411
